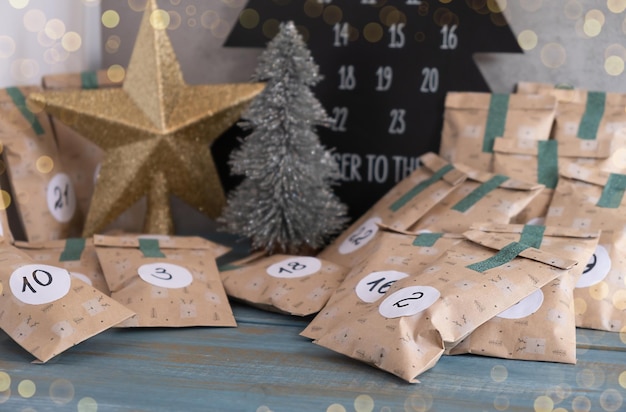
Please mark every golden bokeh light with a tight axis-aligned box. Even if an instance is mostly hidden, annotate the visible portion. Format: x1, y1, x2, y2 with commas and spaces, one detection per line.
105, 35, 121, 54
354, 394, 374, 412
583, 19, 602, 38
49, 378, 75, 405
518, 30, 538, 51
323, 5, 343, 25
0, 190, 11, 210
36, 155, 54, 174
571, 395, 591, 412
0, 36, 16, 59
605, 56, 625, 76
404, 392, 434, 412
363, 22, 383, 43
167, 11, 181, 30
605, 44, 626, 60
17, 379, 36, 398
0, 372, 10, 392
304, 0, 323, 18
201, 10, 219, 30
619, 371, 626, 388
326, 404, 346, 412
534, 395, 554, 412
540, 42, 566, 68
487, 0, 505, 12
238, 9, 259, 29
262, 18, 280, 39
106, 64, 125, 82
44, 18, 66, 40
9, 0, 29, 9
23, 9, 46, 32
62, 32, 82, 53
491, 365, 508, 382
608, 0, 626, 13
586, 9, 606, 26
77, 397, 98, 412
101, 10, 120, 29
149, 9, 170, 30
128, 0, 147, 12
589, 282, 609, 300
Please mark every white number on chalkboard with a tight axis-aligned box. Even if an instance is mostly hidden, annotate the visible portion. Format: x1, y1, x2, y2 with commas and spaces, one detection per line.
333, 22, 349, 47
331, 107, 349, 132
338, 65, 356, 90
388, 23, 405, 48
361, 0, 376, 4
406, 0, 422, 4
375, 66, 393, 91
388, 109, 406, 134
420, 67, 439, 93
440, 24, 458, 50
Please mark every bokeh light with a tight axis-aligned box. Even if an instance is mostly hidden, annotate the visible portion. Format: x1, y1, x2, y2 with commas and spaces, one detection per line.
363, 22, 383, 43
0, 36, 16, 59
17, 379, 36, 398
49, 378, 75, 405
23, 9, 46, 32
494, 394, 510, 411
149, 9, 170, 30
44, 18, 66, 40
326, 404, 346, 412
9, 0, 29, 9
0, 372, 10, 392
323, 5, 343, 25
534, 395, 554, 412
239, 9, 259, 29
304, 0, 323, 18
62, 32, 82, 52
354, 394, 374, 412
167, 11, 181, 30
0, 191, 11, 210
571, 395, 591, 412
105, 35, 121, 54
491, 365, 508, 382
608, 0, 626, 13
600, 389, 623, 412
36, 155, 54, 174
540, 42, 567, 68
106, 64, 125, 82
77, 397, 98, 412
519, 0, 543, 12
518, 30, 538, 51
101, 10, 120, 29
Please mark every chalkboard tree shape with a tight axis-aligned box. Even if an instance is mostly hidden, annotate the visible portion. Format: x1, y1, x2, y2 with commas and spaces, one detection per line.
225, 1, 522, 219
219, 21, 348, 255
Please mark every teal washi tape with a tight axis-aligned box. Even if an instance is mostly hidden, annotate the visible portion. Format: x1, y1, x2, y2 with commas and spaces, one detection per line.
138, 238, 166, 258
59, 238, 86, 262
6, 87, 44, 135
466, 241, 530, 273
389, 164, 454, 212
482, 93, 509, 153
596, 173, 626, 208
519, 225, 545, 249
451, 175, 510, 213
577, 91, 605, 140
537, 140, 558, 189
412, 232, 443, 247
80, 71, 99, 89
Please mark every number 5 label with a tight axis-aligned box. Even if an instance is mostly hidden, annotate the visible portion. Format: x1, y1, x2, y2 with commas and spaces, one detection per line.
378, 285, 440, 318
137, 263, 193, 289
10, 264, 72, 305
46, 173, 76, 223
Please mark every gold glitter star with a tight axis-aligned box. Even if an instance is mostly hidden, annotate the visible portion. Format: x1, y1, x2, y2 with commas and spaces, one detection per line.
28, 0, 263, 236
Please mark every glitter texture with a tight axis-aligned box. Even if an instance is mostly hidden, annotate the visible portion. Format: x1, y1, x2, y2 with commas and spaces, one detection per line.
28, 0, 263, 235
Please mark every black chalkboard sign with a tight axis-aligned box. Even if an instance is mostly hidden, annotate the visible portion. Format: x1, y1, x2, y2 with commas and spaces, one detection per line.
225, 0, 522, 220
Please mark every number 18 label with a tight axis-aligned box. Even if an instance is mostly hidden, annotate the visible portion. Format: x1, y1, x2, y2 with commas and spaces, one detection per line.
266, 257, 322, 279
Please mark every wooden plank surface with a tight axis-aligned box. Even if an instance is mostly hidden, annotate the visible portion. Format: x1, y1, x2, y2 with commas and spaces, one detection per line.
0, 303, 625, 412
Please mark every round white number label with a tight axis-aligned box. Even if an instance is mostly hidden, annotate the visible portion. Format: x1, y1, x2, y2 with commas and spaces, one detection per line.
577, 245, 611, 288
497, 289, 544, 319
338, 217, 382, 255
137, 263, 193, 289
266, 256, 321, 279
378, 285, 440, 318
10, 264, 72, 305
46, 173, 76, 223
355, 270, 409, 303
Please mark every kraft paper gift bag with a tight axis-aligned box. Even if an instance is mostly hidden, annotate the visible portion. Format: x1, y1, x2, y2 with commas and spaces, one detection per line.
313, 235, 575, 383
448, 224, 598, 364
0, 240, 134, 362
492, 138, 561, 224
95, 234, 235, 327
546, 162, 626, 330
302, 228, 462, 340
220, 253, 348, 317
318, 152, 465, 268
15, 238, 110, 295
0, 86, 82, 241
410, 164, 544, 233
439, 92, 556, 172
41, 70, 146, 233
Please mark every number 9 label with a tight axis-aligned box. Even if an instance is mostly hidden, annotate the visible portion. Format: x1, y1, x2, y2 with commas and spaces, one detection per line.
338, 217, 382, 255
266, 257, 321, 279
10, 264, 72, 305
378, 285, 440, 319
46, 173, 76, 223
137, 263, 193, 289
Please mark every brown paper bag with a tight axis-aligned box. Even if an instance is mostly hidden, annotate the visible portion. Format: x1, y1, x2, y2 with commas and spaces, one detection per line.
14, 238, 110, 295
0, 86, 82, 241
449, 224, 599, 363
439, 92, 556, 172
95, 234, 236, 327
40, 71, 145, 233
220, 254, 348, 316
302, 228, 462, 340
546, 163, 626, 330
410, 164, 544, 233
317, 153, 465, 268
313, 235, 575, 382
0, 240, 134, 362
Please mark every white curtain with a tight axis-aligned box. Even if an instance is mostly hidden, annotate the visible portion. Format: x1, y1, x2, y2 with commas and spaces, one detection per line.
0, 0, 101, 88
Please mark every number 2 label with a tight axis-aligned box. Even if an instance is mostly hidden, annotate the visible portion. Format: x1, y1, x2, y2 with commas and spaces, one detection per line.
378, 285, 440, 318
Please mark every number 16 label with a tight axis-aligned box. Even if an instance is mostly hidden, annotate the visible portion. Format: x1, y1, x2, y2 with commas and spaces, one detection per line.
378, 285, 440, 318
355, 270, 409, 303
10, 264, 72, 305
137, 263, 193, 289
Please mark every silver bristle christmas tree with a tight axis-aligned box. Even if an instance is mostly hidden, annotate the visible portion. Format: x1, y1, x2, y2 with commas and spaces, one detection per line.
218, 21, 349, 255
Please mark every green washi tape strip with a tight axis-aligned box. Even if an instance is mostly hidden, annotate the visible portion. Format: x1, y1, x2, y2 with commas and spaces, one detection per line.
6, 87, 44, 135
577, 91, 605, 140
412, 232, 444, 247
482, 93, 509, 153
218, 263, 242, 272
537, 140, 558, 189
520, 225, 545, 249
596, 173, 626, 208
451, 175, 510, 213
466, 241, 531, 273
138, 238, 166, 258
389, 164, 454, 212
59, 238, 86, 262
80, 71, 99, 89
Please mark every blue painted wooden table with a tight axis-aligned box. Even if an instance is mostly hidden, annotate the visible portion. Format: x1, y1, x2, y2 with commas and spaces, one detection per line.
0, 302, 625, 412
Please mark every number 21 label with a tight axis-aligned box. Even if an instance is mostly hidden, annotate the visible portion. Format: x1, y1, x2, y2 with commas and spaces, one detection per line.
46, 173, 76, 223
137, 263, 193, 289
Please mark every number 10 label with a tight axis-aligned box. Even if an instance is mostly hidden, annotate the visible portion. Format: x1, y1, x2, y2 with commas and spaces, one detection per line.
10, 264, 72, 305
